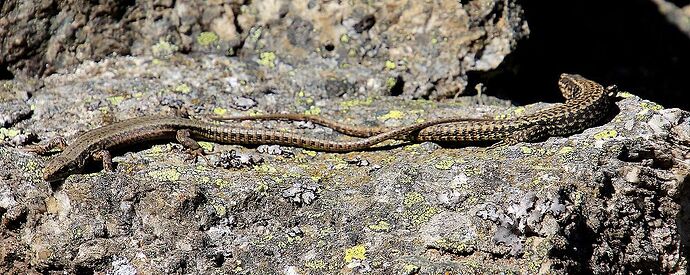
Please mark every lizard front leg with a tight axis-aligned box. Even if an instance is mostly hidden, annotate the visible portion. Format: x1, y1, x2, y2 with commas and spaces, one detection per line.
92, 150, 114, 172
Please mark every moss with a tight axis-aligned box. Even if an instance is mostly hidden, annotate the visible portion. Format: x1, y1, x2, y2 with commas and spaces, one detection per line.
197, 32, 219, 46
344, 244, 366, 263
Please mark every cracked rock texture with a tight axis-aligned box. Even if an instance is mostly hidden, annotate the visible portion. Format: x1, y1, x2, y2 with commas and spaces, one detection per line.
0, 0, 527, 99
0, 55, 689, 274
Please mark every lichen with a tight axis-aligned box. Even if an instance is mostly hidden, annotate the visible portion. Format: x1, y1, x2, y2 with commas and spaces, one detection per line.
258, 51, 276, 68
174, 83, 191, 94
344, 244, 366, 263
197, 32, 219, 46
147, 168, 181, 181
378, 110, 404, 120
593, 129, 618, 140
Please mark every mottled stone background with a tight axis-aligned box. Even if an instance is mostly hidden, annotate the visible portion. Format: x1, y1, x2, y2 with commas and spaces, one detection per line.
1, 0, 689, 274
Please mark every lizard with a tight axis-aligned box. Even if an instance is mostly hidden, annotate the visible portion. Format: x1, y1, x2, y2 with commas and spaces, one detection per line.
25, 115, 480, 182
26, 73, 614, 182
211, 73, 617, 144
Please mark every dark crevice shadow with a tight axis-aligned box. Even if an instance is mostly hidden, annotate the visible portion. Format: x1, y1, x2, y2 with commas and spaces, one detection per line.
470, 0, 690, 111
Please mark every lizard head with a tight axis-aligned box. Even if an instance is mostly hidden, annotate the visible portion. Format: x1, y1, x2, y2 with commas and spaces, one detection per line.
558, 73, 589, 99
559, 73, 618, 101
43, 156, 80, 182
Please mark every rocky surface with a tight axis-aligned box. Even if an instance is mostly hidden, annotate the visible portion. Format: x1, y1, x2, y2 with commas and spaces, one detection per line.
2, 0, 690, 274
0, 0, 527, 99
0, 54, 689, 274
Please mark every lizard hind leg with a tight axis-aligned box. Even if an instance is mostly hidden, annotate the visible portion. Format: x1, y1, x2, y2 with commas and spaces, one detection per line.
175, 129, 211, 164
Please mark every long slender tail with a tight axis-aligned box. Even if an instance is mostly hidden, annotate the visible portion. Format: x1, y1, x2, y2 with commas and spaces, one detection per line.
210, 113, 494, 138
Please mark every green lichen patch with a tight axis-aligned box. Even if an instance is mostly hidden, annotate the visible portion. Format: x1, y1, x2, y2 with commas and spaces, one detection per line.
151, 39, 179, 57
344, 244, 367, 263
593, 129, 618, 140
378, 110, 405, 120
258, 51, 277, 68
197, 32, 219, 46
147, 168, 181, 181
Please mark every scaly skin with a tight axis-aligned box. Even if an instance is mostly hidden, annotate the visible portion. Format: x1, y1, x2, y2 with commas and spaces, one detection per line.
26, 115, 479, 182
212, 73, 615, 143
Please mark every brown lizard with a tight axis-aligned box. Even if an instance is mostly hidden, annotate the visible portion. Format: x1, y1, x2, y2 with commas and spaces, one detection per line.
25, 115, 476, 182
212, 73, 616, 144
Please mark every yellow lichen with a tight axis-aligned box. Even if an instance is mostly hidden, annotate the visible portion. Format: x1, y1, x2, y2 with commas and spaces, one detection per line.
213, 107, 227, 116
368, 220, 391, 231
403, 263, 420, 273
303, 150, 318, 157
258, 51, 276, 68
593, 129, 618, 140
558, 146, 574, 154
107, 96, 125, 105
151, 39, 179, 56
0, 128, 19, 139
340, 97, 373, 108
513, 106, 526, 116
174, 83, 191, 94
197, 32, 219, 46
214, 178, 231, 188
344, 244, 366, 263
404, 192, 424, 207
304, 106, 321, 115
640, 101, 663, 111
617, 91, 634, 98
147, 168, 181, 181
378, 110, 404, 120
340, 34, 350, 43
385, 60, 396, 70
434, 158, 455, 170
198, 141, 214, 152
385, 77, 397, 89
